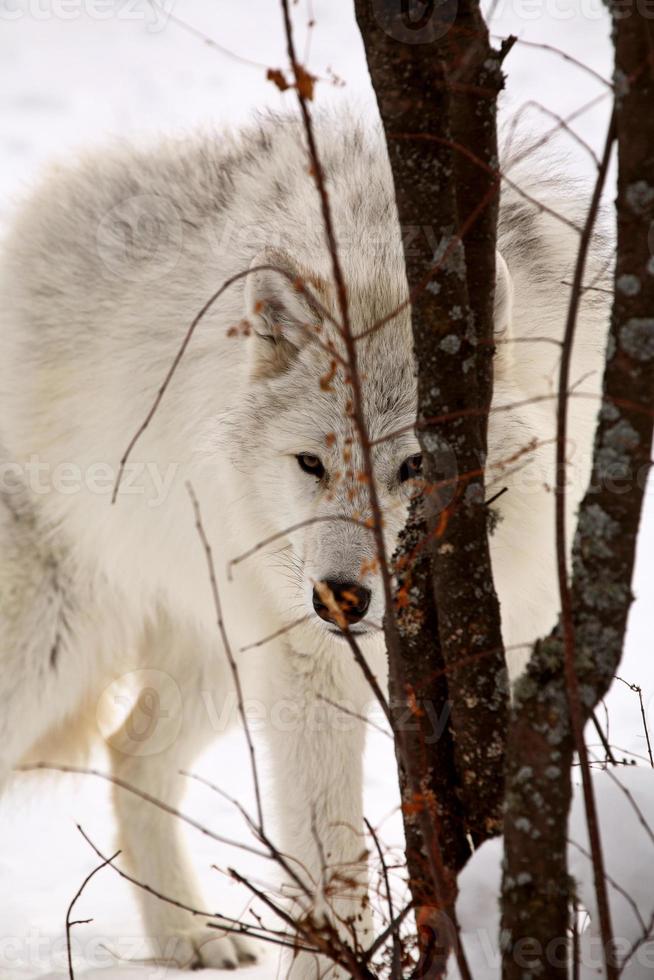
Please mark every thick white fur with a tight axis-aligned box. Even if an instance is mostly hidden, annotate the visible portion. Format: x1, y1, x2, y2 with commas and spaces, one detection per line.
0, 111, 608, 976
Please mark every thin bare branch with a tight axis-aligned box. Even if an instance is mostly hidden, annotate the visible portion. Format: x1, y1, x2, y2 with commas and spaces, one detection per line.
18, 763, 268, 859
615, 677, 654, 767
491, 34, 613, 90
187, 482, 264, 830
365, 817, 401, 975
554, 110, 618, 979
66, 842, 120, 980
112, 265, 343, 504
227, 514, 369, 577
180, 769, 314, 899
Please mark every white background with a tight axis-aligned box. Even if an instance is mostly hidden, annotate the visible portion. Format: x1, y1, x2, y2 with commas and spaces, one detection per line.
0, 1, 651, 977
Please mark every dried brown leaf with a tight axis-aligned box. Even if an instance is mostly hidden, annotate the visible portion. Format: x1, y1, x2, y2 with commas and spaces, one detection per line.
267, 67, 290, 92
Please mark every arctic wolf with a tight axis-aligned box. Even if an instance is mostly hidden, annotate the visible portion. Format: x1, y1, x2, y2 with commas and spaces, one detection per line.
0, 112, 606, 976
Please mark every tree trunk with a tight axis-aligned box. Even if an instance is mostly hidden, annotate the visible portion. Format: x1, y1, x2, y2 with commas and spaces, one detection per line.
354, 0, 510, 959
501, 8, 654, 977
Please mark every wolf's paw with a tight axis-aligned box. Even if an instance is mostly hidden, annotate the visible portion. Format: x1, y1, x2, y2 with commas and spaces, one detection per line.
166, 928, 259, 970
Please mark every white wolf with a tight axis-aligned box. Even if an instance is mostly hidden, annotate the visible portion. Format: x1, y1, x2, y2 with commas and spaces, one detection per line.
0, 111, 607, 976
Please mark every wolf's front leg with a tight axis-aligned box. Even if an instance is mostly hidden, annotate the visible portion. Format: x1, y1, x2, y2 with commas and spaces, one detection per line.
108, 618, 258, 971
264, 645, 373, 979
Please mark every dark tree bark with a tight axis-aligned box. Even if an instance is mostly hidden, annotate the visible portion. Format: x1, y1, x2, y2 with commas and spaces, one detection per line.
354, 0, 509, 941
391, 504, 470, 902
501, 9, 654, 978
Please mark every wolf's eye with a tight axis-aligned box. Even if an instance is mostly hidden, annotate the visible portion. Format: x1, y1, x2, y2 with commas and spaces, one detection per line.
398, 453, 423, 483
297, 453, 325, 479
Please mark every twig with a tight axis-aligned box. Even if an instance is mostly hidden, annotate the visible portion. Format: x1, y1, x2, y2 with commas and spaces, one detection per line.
229, 865, 377, 980
600, 764, 654, 848
619, 910, 654, 975
491, 34, 613, 90
112, 264, 342, 504
66, 843, 120, 980
365, 817, 401, 976
504, 100, 600, 168
554, 106, 618, 980
591, 710, 619, 766
77, 824, 309, 954
238, 614, 311, 652
340, 627, 391, 726
227, 514, 369, 577
386, 130, 582, 234
17, 763, 268, 859
355, 89, 612, 348
181, 769, 314, 899
615, 677, 654, 768
505, 91, 611, 170
187, 482, 264, 830
568, 838, 647, 934
146, 0, 272, 70
317, 695, 391, 739
364, 900, 415, 963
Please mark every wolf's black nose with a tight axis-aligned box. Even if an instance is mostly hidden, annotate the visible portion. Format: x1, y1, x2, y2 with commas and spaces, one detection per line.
312, 580, 371, 627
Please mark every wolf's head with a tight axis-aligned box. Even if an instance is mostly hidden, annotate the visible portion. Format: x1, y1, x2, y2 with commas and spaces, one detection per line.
225, 247, 415, 645
225, 243, 513, 650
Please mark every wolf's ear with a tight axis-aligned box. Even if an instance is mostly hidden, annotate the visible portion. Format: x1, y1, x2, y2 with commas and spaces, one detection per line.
494, 251, 513, 339
245, 248, 324, 378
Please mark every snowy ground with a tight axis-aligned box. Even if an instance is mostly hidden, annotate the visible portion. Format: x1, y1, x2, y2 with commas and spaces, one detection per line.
0, 1, 652, 978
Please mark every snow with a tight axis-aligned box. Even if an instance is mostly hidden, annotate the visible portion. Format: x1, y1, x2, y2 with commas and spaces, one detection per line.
452, 767, 654, 979
0, 1, 652, 978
